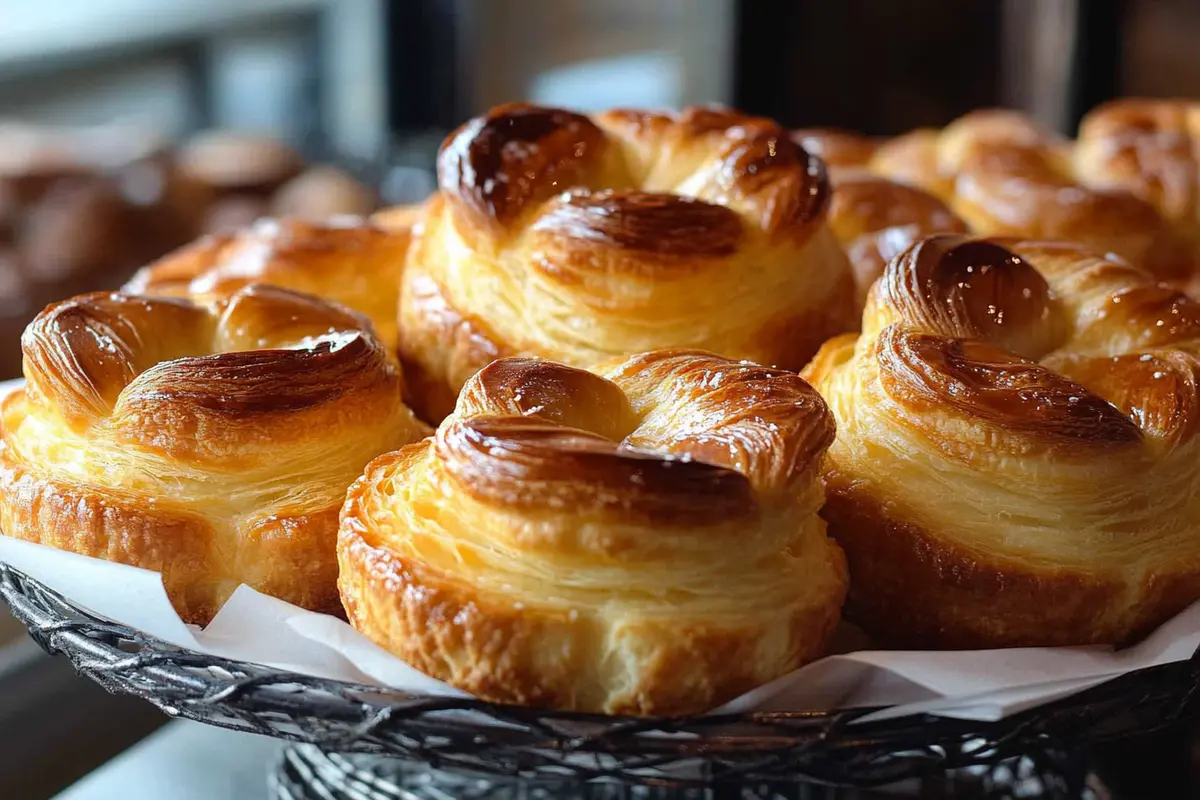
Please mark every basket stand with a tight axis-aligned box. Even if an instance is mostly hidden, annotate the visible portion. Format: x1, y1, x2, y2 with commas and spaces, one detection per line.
267, 744, 1104, 800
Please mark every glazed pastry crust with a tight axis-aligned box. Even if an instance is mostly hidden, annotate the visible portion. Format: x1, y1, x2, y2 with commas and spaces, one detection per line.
869, 110, 1174, 279
339, 350, 847, 715
0, 285, 427, 624
1076, 98, 1200, 288
125, 217, 416, 352
399, 104, 856, 421
804, 235, 1200, 649
824, 173, 969, 308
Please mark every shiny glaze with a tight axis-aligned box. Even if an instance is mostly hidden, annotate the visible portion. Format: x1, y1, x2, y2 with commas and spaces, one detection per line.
22, 284, 388, 432
432, 351, 834, 522
863, 235, 1200, 448
530, 191, 742, 267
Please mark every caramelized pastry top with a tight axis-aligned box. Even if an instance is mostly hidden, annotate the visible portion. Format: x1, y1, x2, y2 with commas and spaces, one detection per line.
338, 349, 845, 715
854, 234, 1200, 455
21, 284, 399, 453
125, 217, 413, 350
437, 103, 831, 245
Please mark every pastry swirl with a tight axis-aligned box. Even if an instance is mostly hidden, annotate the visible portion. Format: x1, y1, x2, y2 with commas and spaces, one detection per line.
399, 103, 856, 421
805, 234, 1200, 648
825, 174, 969, 308
125, 216, 415, 352
869, 110, 1175, 279
0, 284, 427, 624
1076, 98, 1200, 288
338, 350, 847, 715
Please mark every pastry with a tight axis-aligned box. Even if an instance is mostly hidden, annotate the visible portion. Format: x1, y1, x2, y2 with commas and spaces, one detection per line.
370, 202, 426, 234
804, 234, 1200, 649
825, 173, 968, 308
17, 177, 141, 296
398, 103, 856, 421
791, 128, 880, 171
339, 350, 846, 715
1075, 98, 1200, 290
125, 217, 414, 352
176, 131, 303, 195
869, 110, 1173, 276
271, 166, 378, 220
0, 284, 427, 625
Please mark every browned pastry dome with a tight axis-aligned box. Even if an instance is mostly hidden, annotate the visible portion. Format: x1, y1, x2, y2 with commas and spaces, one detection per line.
869, 110, 1175, 277
1076, 98, 1200, 290
398, 103, 856, 421
339, 350, 846, 715
804, 234, 1200, 649
825, 174, 969, 308
0, 284, 427, 625
125, 217, 414, 352
791, 128, 881, 170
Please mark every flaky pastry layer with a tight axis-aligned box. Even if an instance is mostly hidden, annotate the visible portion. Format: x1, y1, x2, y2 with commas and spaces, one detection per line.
804, 235, 1200, 649
0, 285, 427, 624
339, 350, 846, 715
398, 104, 856, 422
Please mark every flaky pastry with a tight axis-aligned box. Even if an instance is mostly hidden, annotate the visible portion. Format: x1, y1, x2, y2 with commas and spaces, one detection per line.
1076, 98, 1200, 290
804, 234, 1200, 649
825, 173, 968, 309
339, 350, 846, 715
399, 103, 856, 421
869, 110, 1174, 277
125, 217, 414, 352
0, 284, 427, 624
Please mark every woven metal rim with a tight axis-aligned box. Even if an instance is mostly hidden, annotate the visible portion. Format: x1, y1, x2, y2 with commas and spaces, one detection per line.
2, 561, 1196, 790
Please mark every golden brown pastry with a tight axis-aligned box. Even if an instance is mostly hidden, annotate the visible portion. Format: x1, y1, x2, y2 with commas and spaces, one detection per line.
339, 350, 846, 715
0, 284, 427, 625
370, 202, 426, 234
791, 128, 880, 170
804, 234, 1200, 649
399, 103, 856, 421
869, 110, 1172, 275
1076, 98, 1200, 289
825, 174, 969, 308
125, 217, 414, 352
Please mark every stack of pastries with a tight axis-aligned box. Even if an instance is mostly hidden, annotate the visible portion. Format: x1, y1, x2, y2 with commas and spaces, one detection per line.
3, 98, 1200, 717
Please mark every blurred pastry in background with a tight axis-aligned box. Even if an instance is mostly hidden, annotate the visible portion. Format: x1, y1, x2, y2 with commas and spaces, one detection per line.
16, 177, 140, 297
176, 130, 304, 196
202, 195, 271, 237
792, 128, 881, 174
272, 166, 378, 220
1076, 98, 1200, 293
824, 174, 969, 308
868, 109, 1176, 281
0, 121, 397, 379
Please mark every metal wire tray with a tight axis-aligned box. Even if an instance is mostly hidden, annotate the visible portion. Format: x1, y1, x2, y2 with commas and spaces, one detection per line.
2, 562, 1192, 796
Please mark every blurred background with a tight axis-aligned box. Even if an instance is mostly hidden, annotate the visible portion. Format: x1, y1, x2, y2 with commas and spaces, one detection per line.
0, 0, 1199, 797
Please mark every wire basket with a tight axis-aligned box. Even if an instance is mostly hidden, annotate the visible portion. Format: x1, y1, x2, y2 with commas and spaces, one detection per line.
1, 562, 1194, 797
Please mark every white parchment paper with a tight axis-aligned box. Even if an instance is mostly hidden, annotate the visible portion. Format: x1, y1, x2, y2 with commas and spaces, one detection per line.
0, 380, 1195, 722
